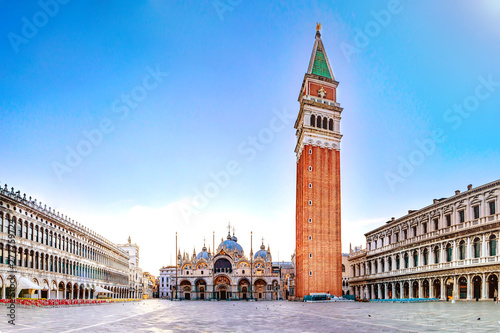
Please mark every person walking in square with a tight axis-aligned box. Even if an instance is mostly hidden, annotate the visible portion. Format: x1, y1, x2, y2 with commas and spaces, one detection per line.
494, 289, 498, 304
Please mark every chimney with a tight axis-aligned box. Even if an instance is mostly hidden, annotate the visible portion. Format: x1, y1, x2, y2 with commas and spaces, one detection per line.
391, 217, 395, 221
433, 199, 438, 204
467, 184, 473, 191
455, 190, 460, 195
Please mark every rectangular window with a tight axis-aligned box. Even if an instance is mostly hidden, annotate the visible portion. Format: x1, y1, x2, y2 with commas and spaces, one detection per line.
403, 230, 407, 240
309, 183, 312, 188
422, 223, 427, 234
473, 206, 480, 219
491, 239, 497, 256
446, 214, 451, 227
447, 247, 452, 262
308, 200, 312, 206
308, 218, 312, 223
459, 210, 465, 223
309, 271, 313, 276
490, 201, 496, 215
433, 219, 438, 230
308, 236, 312, 241
394, 233, 399, 243
309, 253, 312, 258
412, 226, 417, 237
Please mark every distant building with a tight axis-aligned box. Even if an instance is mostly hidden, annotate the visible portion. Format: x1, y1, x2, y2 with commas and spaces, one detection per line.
118, 237, 143, 299
143, 272, 156, 299
160, 227, 281, 300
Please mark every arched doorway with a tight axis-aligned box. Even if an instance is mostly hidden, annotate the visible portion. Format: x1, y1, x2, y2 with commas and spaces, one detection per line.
41, 280, 49, 299
446, 278, 454, 300
180, 280, 191, 300
473, 276, 481, 299
422, 280, 429, 298
395, 282, 401, 298
195, 279, 206, 300
66, 283, 72, 299
58, 282, 65, 299
433, 279, 441, 299
254, 279, 267, 300
488, 274, 498, 299
459, 277, 467, 299
387, 283, 393, 299
412, 281, 419, 298
379, 284, 385, 299
238, 279, 250, 300
214, 275, 231, 300
403, 282, 409, 298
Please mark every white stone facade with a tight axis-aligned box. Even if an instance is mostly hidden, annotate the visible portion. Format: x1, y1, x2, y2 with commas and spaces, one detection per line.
349, 180, 500, 301
0, 185, 130, 299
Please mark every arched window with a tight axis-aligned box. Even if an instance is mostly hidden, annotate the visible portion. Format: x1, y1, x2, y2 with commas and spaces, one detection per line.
0, 213, 3, 231
17, 220, 22, 237
434, 246, 440, 264
323, 117, 327, 129
396, 255, 400, 270
388, 257, 392, 271
45, 230, 48, 245
490, 235, 497, 256
329, 119, 333, 131
316, 116, 321, 128
24, 222, 28, 239
459, 241, 466, 260
29, 224, 33, 241
474, 238, 481, 258
404, 253, 409, 268
342, 264, 345, 273
446, 244, 452, 262
310, 115, 316, 127
413, 250, 418, 266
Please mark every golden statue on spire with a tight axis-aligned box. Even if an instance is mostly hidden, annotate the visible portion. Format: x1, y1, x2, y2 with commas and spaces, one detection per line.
316, 22, 321, 32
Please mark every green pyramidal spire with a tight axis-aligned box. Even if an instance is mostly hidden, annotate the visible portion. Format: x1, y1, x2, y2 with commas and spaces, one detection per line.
311, 46, 332, 78
307, 28, 334, 80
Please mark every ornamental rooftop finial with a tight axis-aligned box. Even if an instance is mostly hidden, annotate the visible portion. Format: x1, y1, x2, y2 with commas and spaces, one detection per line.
316, 22, 321, 32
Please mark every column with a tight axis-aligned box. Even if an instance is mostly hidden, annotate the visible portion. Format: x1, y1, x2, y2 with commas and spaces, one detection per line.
482, 273, 487, 299
385, 283, 389, 299
2, 283, 5, 299
392, 283, 396, 299
482, 234, 487, 260
453, 276, 458, 300
453, 240, 457, 262
400, 282, 404, 299
56, 289, 59, 300
467, 238, 471, 260
409, 281, 413, 298
440, 278, 446, 300
429, 279, 434, 299
467, 275, 472, 300
371, 284, 375, 299
418, 280, 423, 298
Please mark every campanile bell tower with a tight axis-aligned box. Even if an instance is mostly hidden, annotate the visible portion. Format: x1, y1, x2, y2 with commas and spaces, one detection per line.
295, 25, 343, 298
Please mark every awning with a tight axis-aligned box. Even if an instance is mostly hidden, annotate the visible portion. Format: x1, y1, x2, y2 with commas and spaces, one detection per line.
16, 276, 42, 295
95, 286, 113, 294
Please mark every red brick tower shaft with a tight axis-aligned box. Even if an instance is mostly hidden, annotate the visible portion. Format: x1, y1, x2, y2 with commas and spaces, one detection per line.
295, 27, 343, 298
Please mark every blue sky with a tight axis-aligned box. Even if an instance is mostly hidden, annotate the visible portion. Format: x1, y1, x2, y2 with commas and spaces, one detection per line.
1, 0, 500, 274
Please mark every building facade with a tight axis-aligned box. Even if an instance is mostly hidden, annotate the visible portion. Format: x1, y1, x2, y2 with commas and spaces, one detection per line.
160, 229, 281, 300
349, 180, 500, 301
143, 272, 156, 299
295, 26, 343, 298
0, 184, 130, 299
118, 237, 143, 299
159, 266, 175, 299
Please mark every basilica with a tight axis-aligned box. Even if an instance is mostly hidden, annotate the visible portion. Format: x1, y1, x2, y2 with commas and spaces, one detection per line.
159, 228, 281, 301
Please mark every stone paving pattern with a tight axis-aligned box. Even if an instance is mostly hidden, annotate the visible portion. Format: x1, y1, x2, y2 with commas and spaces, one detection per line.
2, 299, 500, 332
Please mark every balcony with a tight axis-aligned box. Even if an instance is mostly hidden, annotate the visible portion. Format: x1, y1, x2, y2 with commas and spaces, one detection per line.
365, 213, 499, 257
349, 254, 500, 282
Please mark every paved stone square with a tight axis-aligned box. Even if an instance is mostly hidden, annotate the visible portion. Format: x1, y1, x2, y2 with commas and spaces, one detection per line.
2, 299, 500, 332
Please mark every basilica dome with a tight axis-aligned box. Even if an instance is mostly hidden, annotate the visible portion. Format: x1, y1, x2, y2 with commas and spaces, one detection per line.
196, 246, 211, 260
254, 244, 268, 259
217, 233, 244, 257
